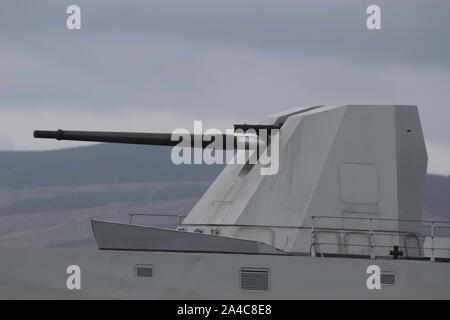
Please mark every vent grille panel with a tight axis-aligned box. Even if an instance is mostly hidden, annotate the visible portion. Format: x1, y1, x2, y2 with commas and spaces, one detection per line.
136, 265, 154, 278
381, 273, 395, 285
240, 269, 269, 291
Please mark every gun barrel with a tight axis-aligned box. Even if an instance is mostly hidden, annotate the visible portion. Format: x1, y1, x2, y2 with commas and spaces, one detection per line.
34, 130, 181, 146
33, 129, 260, 149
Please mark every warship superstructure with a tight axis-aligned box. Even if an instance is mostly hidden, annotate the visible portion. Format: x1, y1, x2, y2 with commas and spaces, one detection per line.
1, 105, 449, 299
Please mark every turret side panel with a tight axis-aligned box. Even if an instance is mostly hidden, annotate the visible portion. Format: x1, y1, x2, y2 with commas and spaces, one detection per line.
395, 106, 427, 235
304, 106, 398, 222
237, 107, 346, 227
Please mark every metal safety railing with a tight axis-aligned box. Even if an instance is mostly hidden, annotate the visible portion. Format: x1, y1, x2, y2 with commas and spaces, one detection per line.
128, 213, 187, 226
152, 215, 450, 262
309, 215, 450, 262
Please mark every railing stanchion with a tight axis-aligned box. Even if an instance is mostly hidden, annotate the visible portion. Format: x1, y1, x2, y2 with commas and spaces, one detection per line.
310, 216, 317, 257
431, 222, 436, 262
369, 218, 375, 259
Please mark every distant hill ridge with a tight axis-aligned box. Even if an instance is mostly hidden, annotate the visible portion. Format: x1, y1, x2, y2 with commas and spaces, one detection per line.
0, 144, 224, 189
0, 144, 449, 219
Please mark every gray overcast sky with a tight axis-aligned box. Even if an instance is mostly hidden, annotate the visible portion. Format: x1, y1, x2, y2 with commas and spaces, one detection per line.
1, 0, 449, 174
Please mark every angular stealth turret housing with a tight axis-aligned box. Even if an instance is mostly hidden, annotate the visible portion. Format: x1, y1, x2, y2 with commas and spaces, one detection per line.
182, 105, 427, 255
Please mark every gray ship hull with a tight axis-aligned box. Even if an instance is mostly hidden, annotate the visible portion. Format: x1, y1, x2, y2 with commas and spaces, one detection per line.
1, 246, 449, 299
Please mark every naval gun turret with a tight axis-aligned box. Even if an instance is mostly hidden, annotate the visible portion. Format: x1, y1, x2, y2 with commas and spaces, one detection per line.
34, 105, 430, 259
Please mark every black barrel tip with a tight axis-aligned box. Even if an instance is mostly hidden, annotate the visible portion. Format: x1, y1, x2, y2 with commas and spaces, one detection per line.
33, 129, 65, 140
33, 130, 48, 138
